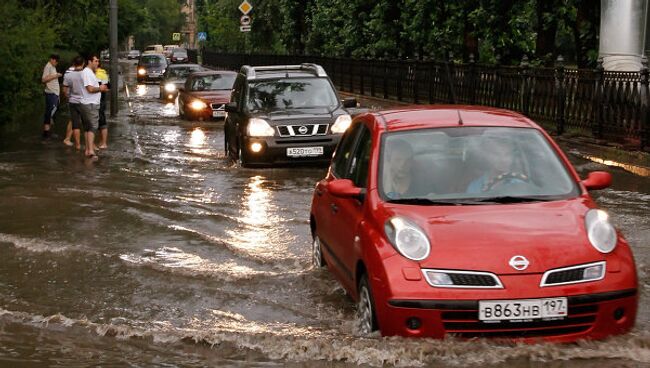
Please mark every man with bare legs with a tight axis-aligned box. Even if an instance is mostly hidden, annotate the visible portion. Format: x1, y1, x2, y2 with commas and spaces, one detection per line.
79, 54, 108, 160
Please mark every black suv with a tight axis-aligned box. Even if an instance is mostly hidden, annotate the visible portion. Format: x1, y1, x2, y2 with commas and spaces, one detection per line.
224, 64, 356, 167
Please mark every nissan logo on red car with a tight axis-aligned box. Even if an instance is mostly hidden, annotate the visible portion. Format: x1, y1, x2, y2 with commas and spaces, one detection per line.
309, 105, 638, 342
509, 255, 530, 271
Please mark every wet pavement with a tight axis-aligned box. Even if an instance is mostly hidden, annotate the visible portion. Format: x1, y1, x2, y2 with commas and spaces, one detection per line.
0, 59, 648, 367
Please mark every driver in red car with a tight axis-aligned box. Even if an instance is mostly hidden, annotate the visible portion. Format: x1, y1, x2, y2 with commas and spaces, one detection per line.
466, 135, 529, 193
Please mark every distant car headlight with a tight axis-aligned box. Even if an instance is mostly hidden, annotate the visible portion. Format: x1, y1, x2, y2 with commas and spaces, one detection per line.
138, 68, 146, 75
585, 209, 617, 253
384, 217, 430, 261
190, 100, 207, 110
164, 83, 176, 92
331, 114, 352, 133
247, 118, 275, 137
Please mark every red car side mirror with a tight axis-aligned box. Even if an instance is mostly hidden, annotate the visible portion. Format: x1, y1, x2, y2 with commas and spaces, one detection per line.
581, 171, 612, 190
328, 179, 363, 198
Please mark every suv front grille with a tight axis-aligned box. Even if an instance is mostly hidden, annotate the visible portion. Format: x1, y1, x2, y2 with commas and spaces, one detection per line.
211, 103, 224, 110
277, 124, 329, 137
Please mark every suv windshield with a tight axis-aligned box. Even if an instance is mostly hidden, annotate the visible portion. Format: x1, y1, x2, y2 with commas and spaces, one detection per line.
167, 66, 202, 78
141, 55, 164, 66
246, 77, 338, 111
190, 74, 236, 91
380, 127, 579, 203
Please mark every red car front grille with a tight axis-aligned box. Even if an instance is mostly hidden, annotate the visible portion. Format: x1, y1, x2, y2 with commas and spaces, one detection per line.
441, 303, 598, 338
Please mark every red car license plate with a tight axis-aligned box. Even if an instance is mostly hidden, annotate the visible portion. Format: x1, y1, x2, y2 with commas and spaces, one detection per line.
479, 297, 567, 321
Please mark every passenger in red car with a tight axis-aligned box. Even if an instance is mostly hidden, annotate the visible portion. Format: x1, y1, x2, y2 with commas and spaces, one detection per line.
383, 139, 415, 199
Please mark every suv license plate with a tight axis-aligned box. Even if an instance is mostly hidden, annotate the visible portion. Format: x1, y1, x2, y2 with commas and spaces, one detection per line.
212, 111, 225, 118
287, 147, 324, 157
479, 297, 567, 321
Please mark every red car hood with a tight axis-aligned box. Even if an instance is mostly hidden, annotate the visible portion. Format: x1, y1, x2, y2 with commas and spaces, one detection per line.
187, 90, 231, 103
384, 198, 603, 274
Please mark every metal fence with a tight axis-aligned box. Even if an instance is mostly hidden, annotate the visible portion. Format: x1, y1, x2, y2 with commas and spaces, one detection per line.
203, 51, 650, 150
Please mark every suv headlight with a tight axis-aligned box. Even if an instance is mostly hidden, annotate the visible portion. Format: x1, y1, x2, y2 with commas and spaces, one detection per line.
247, 118, 275, 137
190, 100, 207, 110
331, 114, 352, 133
384, 217, 430, 261
138, 68, 146, 75
164, 83, 176, 92
585, 209, 617, 253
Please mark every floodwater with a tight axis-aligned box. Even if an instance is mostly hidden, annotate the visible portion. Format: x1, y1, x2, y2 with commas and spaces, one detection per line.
0, 60, 648, 367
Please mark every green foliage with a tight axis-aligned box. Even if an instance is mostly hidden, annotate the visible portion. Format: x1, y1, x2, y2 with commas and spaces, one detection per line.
195, 0, 599, 67
0, 0, 58, 122
132, 0, 186, 49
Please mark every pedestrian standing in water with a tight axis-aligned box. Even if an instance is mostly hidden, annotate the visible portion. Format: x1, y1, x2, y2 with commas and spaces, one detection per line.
41, 54, 62, 139
79, 54, 108, 160
62, 56, 85, 150
96, 63, 109, 149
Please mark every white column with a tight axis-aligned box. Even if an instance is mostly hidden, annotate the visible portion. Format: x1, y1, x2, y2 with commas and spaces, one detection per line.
600, 0, 649, 71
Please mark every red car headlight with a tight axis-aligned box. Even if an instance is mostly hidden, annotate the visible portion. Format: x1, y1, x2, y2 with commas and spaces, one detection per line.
384, 217, 430, 261
585, 209, 617, 254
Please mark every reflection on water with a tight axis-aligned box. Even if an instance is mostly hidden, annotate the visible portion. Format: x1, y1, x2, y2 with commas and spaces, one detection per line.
136, 84, 148, 97
163, 130, 180, 144
189, 128, 206, 148
234, 175, 272, 250
583, 155, 650, 177
161, 102, 177, 117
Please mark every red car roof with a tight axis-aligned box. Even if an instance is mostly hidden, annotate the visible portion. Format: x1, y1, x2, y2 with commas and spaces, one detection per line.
372, 105, 539, 131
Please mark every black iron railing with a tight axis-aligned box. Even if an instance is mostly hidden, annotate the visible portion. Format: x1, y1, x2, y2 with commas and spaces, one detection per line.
203, 51, 650, 150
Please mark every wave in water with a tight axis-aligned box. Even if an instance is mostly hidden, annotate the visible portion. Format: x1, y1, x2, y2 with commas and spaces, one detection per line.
1, 308, 649, 367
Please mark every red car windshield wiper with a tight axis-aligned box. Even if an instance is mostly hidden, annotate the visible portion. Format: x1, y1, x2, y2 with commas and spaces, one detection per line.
472, 196, 553, 204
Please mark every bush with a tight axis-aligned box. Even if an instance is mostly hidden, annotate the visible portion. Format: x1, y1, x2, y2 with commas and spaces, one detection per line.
0, 1, 58, 123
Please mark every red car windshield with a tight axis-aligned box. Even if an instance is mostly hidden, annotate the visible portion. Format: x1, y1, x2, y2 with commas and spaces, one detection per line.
379, 127, 579, 202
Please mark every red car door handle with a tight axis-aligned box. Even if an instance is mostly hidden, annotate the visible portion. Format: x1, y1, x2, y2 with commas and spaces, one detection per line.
330, 203, 338, 213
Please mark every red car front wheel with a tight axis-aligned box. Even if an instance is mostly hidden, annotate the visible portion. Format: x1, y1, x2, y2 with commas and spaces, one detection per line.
357, 274, 378, 335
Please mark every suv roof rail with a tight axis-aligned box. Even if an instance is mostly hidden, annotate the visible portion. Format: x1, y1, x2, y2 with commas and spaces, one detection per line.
240, 64, 328, 80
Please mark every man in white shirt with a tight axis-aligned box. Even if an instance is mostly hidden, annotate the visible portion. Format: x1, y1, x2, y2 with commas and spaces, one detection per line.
41, 54, 62, 138
62, 56, 85, 149
79, 54, 108, 159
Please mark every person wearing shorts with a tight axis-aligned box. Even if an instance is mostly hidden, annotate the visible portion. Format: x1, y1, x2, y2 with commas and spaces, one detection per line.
79, 54, 107, 159
62, 56, 85, 149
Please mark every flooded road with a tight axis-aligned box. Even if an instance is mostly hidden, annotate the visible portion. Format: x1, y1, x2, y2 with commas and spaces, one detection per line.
0, 60, 648, 367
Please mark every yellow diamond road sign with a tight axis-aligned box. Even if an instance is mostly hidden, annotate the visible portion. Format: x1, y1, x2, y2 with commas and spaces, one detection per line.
239, 0, 252, 15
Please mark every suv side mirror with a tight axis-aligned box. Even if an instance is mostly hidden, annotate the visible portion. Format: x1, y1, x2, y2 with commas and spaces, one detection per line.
581, 171, 611, 190
342, 97, 357, 108
225, 102, 238, 113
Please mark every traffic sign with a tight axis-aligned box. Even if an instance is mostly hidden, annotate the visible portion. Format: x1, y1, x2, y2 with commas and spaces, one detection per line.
238, 0, 252, 15
172, 32, 181, 41
240, 15, 251, 26
240, 25, 251, 32
197, 32, 207, 41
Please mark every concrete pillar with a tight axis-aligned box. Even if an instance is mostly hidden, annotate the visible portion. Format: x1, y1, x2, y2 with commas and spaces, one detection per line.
600, 0, 649, 71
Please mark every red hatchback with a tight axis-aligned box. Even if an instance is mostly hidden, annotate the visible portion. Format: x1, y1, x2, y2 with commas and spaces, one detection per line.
309, 106, 638, 341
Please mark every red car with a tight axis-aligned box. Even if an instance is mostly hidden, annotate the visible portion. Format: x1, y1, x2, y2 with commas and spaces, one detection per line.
178, 71, 236, 121
310, 105, 638, 341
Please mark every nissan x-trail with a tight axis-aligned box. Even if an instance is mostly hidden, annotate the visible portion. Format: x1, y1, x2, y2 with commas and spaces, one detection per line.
224, 64, 356, 167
